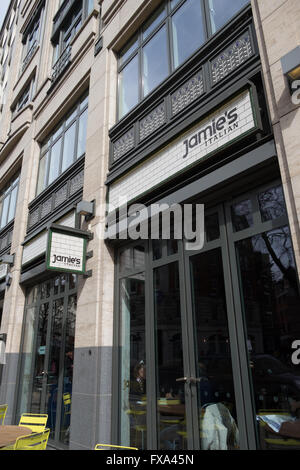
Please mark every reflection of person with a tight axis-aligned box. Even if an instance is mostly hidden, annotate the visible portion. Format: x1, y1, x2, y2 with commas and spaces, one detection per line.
65, 349, 73, 382
129, 361, 146, 449
131, 361, 146, 396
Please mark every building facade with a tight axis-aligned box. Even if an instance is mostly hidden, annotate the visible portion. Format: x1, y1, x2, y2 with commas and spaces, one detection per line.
0, 0, 300, 450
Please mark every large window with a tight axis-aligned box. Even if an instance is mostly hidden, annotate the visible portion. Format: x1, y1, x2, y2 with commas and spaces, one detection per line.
52, 0, 94, 65
21, 2, 44, 73
36, 93, 88, 195
0, 173, 20, 230
11, 77, 35, 118
118, 0, 250, 119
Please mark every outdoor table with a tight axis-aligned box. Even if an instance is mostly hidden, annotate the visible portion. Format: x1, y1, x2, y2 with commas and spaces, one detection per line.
0, 425, 32, 449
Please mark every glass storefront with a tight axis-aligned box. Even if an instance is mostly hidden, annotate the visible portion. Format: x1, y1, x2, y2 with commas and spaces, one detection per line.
114, 181, 300, 450
17, 274, 77, 447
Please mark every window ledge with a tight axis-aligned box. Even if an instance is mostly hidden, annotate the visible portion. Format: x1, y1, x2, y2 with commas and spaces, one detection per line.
0, 121, 30, 165
19, 43, 40, 78
11, 102, 34, 124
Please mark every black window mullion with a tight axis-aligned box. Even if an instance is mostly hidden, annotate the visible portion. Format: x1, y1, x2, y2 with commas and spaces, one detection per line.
166, 15, 174, 74
44, 144, 52, 189
139, 41, 144, 102
38, 92, 88, 193
4, 192, 11, 226
203, 0, 212, 37
58, 129, 65, 176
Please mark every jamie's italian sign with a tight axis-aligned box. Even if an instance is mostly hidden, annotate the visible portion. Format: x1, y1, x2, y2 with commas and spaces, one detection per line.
46, 225, 87, 274
109, 88, 258, 209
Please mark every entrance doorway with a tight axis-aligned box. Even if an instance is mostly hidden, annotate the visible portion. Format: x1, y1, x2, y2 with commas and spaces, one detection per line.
114, 181, 300, 450
17, 274, 77, 447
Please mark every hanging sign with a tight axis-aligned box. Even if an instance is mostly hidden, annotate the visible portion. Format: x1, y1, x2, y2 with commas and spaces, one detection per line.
46, 224, 89, 274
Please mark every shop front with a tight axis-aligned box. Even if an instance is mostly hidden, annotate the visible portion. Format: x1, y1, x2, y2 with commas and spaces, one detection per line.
110, 178, 300, 450
107, 77, 300, 449
15, 198, 85, 447
16, 274, 77, 446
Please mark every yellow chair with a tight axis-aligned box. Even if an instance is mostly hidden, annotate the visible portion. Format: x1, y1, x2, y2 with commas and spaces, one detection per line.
63, 393, 71, 411
13, 428, 50, 450
0, 404, 8, 425
18, 413, 48, 433
62, 393, 71, 429
95, 443, 138, 450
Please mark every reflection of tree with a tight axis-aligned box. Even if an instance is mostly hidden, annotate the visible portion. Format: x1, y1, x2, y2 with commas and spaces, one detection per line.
258, 186, 286, 221
260, 229, 299, 296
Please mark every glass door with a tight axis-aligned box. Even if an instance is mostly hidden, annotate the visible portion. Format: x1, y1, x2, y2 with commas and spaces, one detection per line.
17, 274, 77, 447
182, 206, 245, 450
225, 182, 300, 450
115, 180, 300, 450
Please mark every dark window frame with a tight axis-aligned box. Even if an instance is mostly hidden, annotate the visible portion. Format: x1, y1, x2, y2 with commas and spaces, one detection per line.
52, 0, 94, 65
36, 92, 89, 196
11, 77, 35, 118
0, 172, 20, 231
21, 2, 45, 70
117, 0, 250, 120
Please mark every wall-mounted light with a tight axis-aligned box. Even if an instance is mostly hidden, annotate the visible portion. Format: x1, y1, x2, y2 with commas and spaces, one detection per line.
76, 200, 95, 221
0, 254, 15, 266
281, 46, 300, 91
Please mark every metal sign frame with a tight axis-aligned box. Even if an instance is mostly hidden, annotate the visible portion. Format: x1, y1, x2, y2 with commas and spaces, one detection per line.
46, 224, 91, 275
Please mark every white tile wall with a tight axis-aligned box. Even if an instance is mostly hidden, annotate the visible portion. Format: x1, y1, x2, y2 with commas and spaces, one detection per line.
109, 90, 256, 209
49, 233, 84, 272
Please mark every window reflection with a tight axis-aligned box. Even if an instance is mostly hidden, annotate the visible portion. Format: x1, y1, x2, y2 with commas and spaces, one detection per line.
118, 0, 250, 119
17, 275, 77, 447
142, 4, 166, 40
119, 274, 147, 449
154, 262, 187, 450
236, 226, 300, 450
205, 213, 220, 242
77, 108, 88, 159
62, 122, 76, 172
190, 249, 240, 450
0, 172, 20, 229
258, 186, 287, 222
118, 55, 139, 119
231, 199, 253, 232
37, 93, 88, 195
48, 138, 62, 185
142, 26, 169, 97
171, 0, 205, 68
208, 0, 249, 34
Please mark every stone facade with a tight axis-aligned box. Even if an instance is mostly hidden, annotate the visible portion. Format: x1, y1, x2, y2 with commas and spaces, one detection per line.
252, 0, 300, 277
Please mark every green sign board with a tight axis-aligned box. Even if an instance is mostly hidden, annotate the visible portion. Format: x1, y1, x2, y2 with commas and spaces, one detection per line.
46, 225, 88, 275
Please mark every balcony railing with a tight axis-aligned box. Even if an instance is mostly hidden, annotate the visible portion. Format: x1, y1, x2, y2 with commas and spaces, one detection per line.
51, 45, 72, 83
21, 40, 38, 74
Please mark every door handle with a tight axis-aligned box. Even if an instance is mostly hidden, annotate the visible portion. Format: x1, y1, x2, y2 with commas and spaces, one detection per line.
189, 377, 201, 384
176, 376, 202, 384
